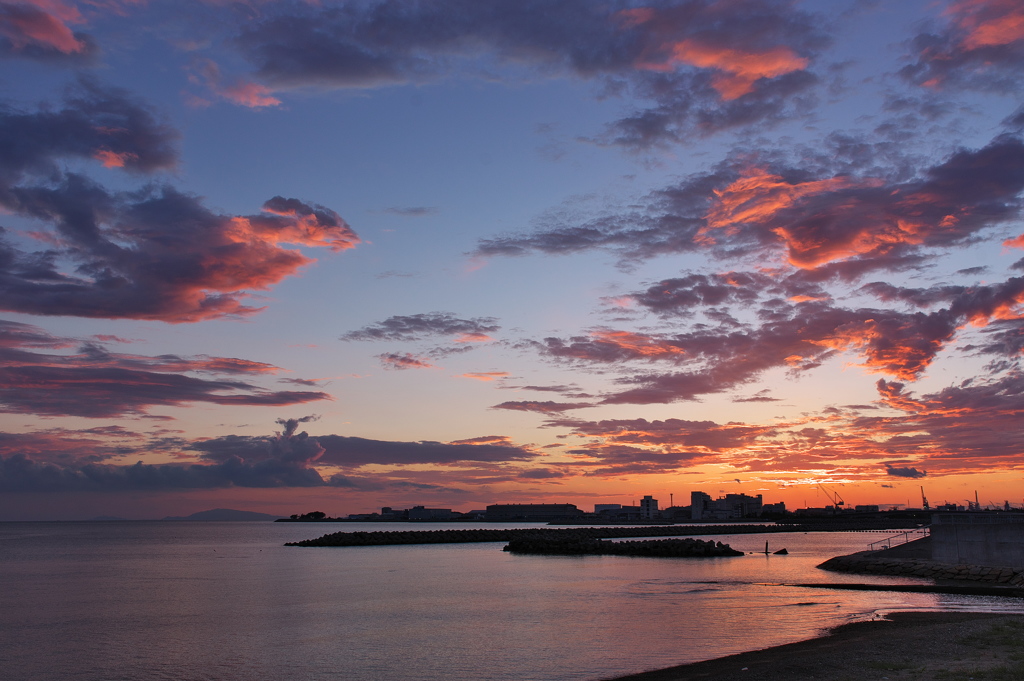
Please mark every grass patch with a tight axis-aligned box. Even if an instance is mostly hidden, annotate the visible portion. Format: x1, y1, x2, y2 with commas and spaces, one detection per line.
936, 665, 1023, 681
939, 621, 1024, 680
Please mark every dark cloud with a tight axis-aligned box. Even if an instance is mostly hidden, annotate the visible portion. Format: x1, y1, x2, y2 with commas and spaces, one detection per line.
901, 0, 1024, 93
0, 365, 329, 417
632, 271, 775, 312
0, 319, 329, 417
377, 352, 435, 370
191, 433, 536, 467
499, 384, 596, 399
534, 269, 1024, 405
0, 415, 537, 493
603, 67, 818, 147
855, 375, 1024, 471
381, 206, 439, 217
476, 134, 1024, 270
230, 0, 827, 146
0, 78, 177, 180
0, 450, 325, 493
0, 427, 136, 466
885, 465, 927, 478
0, 82, 358, 322
518, 468, 566, 479
558, 417, 773, 451
733, 390, 781, 403
341, 312, 499, 342
491, 400, 593, 414
0, 184, 357, 322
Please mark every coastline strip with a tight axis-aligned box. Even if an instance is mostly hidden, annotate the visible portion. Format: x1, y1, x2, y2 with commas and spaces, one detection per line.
602, 611, 1024, 681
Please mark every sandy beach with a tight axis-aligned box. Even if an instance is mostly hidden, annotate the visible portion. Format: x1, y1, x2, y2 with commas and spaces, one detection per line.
606, 611, 1024, 681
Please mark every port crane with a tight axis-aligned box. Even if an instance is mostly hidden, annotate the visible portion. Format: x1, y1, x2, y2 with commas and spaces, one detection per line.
817, 484, 844, 513
920, 486, 929, 511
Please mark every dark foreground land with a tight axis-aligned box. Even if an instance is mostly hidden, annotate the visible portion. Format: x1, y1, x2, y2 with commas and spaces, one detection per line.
606, 612, 1024, 681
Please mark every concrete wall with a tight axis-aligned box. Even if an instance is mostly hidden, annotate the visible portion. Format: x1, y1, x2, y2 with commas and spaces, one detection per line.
931, 514, 1024, 569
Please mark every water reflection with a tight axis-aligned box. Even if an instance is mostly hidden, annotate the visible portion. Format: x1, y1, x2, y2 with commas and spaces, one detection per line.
2, 522, 1022, 681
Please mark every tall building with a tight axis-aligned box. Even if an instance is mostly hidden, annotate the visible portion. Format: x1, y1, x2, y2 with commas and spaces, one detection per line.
691, 491, 712, 520
639, 495, 659, 519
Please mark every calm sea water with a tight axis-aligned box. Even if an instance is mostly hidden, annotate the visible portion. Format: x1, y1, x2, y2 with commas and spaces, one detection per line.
3, 521, 1023, 681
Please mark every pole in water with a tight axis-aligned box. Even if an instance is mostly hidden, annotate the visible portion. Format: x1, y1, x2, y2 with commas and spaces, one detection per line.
764, 540, 769, 554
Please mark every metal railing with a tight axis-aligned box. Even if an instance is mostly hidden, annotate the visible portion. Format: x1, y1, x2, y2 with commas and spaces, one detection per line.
867, 526, 930, 551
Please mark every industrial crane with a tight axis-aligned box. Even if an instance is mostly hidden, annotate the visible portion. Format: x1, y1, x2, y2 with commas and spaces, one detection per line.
817, 483, 844, 513
920, 486, 929, 511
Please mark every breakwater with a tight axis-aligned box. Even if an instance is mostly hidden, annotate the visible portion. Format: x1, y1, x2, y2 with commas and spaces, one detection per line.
818, 551, 1024, 585
284, 524, 790, 547
502, 535, 743, 557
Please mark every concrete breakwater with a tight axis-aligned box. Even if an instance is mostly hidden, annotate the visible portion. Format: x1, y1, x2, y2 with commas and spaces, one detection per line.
286, 524, 798, 547
503, 536, 743, 557
818, 551, 1024, 585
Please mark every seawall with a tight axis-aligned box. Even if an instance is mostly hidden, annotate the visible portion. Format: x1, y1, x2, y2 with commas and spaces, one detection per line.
931, 513, 1024, 569
818, 549, 1024, 585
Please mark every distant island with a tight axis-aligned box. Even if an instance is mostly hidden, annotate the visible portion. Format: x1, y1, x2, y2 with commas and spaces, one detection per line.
162, 508, 284, 521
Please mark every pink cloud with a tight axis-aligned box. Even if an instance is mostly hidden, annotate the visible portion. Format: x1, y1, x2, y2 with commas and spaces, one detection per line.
188, 58, 281, 108
218, 80, 281, 108
950, 0, 1024, 50
460, 371, 509, 382
0, 0, 87, 54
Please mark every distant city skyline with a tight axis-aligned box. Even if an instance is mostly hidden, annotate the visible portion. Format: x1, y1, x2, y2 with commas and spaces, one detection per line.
1, 0, 1023, 520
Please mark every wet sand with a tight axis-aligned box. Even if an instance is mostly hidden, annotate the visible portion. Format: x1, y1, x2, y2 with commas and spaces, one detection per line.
605, 611, 1024, 680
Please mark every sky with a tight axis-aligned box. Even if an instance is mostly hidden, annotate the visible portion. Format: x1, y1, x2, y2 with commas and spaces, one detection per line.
1, 0, 1024, 520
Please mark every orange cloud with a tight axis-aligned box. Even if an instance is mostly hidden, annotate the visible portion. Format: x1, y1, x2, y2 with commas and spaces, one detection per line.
1003, 233, 1024, 249
590, 330, 686, 359
621, 5, 809, 100
93, 149, 139, 168
810, 318, 952, 381
239, 198, 359, 254
666, 40, 808, 100
454, 332, 493, 343
701, 168, 855, 243
950, 0, 1024, 49
699, 166, 992, 270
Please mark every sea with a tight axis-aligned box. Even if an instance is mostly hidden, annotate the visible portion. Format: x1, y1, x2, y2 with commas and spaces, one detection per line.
3, 521, 1023, 681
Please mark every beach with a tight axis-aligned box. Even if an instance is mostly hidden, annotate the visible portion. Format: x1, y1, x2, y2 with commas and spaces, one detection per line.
607, 611, 1024, 680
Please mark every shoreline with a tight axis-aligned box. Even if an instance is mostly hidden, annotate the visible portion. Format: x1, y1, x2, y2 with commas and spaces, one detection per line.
604, 611, 1024, 680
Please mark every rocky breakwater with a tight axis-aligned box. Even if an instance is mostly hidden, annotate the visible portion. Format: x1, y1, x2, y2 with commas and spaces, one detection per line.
285, 524, 787, 547
818, 550, 1024, 585
503, 535, 744, 557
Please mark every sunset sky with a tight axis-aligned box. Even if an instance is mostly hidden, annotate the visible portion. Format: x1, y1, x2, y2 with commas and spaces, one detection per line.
2, 0, 1024, 520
